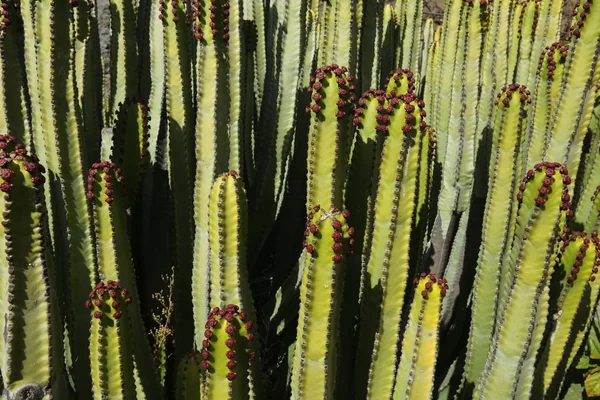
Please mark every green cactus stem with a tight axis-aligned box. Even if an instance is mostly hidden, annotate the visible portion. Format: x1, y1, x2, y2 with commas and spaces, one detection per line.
0, 1, 30, 147
291, 205, 354, 400
475, 162, 572, 399
509, 0, 541, 84
305, 64, 356, 211
536, 231, 600, 398
393, 273, 448, 400
462, 84, 532, 390
177, 352, 202, 400
355, 92, 430, 400
198, 305, 258, 400
396, 0, 423, 73
191, 0, 230, 339
86, 280, 140, 399
524, 42, 569, 169
87, 161, 161, 397
384, 68, 416, 96
0, 144, 67, 397
110, 98, 150, 206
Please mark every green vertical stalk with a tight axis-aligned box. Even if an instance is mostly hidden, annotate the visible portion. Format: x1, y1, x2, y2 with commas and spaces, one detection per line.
475, 162, 572, 399
0, 145, 67, 398
398, 0, 422, 72
291, 206, 353, 400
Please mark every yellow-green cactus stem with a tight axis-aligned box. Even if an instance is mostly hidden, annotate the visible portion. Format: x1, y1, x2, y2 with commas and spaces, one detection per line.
107, 0, 138, 122
198, 305, 258, 400
384, 68, 416, 96
524, 42, 569, 169
203, 171, 262, 397
536, 231, 600, 398
0, 1, 30, 147
355, 92, 430, 400
396, 0, 423, 73
87, 161, 162, 397
191, 0, 230, 344
461, 84, 532, 390
0, 144, 67, 398
584, 186, 600, 232
291, 205, 354, 400
86, 280, 141, 399
305, 64, 356, 211
393, 273, 448, 400
544, 0, 600, 179
176, 352, 202, 400
159, 0, 195, 358
509, 0, 541, 85
475, 162, 572, 399
110, 98, 150, 207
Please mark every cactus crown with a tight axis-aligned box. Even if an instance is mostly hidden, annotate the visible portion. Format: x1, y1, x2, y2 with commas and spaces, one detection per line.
384, 68, 416, 96
516, 161, 572, 214
307, 64, 356, 118
537, 42, 569, 78
557, 231, 600, 283
191, 0, 231, 41
86, 161, 125, 203
85, 280, 132, 320
494, 83, 532, 106
568, 1, 592, 39
302, 205, 354, 263
414, 272, 449, 298
199, 304, 256, 381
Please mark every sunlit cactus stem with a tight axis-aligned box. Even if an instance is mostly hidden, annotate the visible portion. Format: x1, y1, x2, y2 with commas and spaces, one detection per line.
291, 205, 354, 400
197, 305, 258, 400
535, 231, 600, 398
393, 273, 448, 399
0, 142, 67, 398
87, 161, 162, 397
306, 64, 356, 211
475, 162, 572, 399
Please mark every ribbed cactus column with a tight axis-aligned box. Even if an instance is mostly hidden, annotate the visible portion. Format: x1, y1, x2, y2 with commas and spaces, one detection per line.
0, 143, 67, 398
509, 0, 541, 84
87, 280, 141, 399
291, 205, 354, 400
191, 0, 230, 341
177, 352, 202, 399
474, 162, 572, 399
87, 161, 161, 397
198, 305, 258, 400
0, 2, 30, 147
534, 231, 600, 397
393, 273, 448, 400
306, 65, 356, 210
355, 92, 430, 400
461, 84, 532, 391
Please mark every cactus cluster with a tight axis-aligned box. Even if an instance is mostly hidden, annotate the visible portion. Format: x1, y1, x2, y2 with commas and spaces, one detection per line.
0, 0, 599, 398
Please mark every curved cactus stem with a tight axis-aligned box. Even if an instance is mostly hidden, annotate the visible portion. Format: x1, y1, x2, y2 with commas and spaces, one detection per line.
474, 162, 572, 399
393, 274, 447, 400
305, 65, 355, 211
0, 146, 67, 398
291, 205, 353, 400
355, 93, 430, 400
461, 84, 531, 390
535, 232, 600, 398
0, 2, 31, 148
87, 161, 162, 397
198, 305, 258, 400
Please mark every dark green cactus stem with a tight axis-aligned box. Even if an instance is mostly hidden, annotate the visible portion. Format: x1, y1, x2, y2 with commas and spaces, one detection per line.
462, 84, 532, 390
536, 231, 600, 398
475, 162, 572, 399
291, 205, 353, 400
524, 42, 569, 169
198, 305, 258, 400
107, 0, 138, 123
191, 0, 230, 336
306, 64, 356, 211
394, 273, 448, 399
110, 98, 150, 206
0, 143, 67, 397
0, 2, 30, 147
355, 92, 430, 400
160, 0, 195, 358
87, 161, 162, 397
86, 280, 138, 398
177, 352, 202, 399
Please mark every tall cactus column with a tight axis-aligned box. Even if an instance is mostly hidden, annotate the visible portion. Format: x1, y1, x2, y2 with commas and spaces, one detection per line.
290, 205, 354, 400
0, 143, 67, 398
